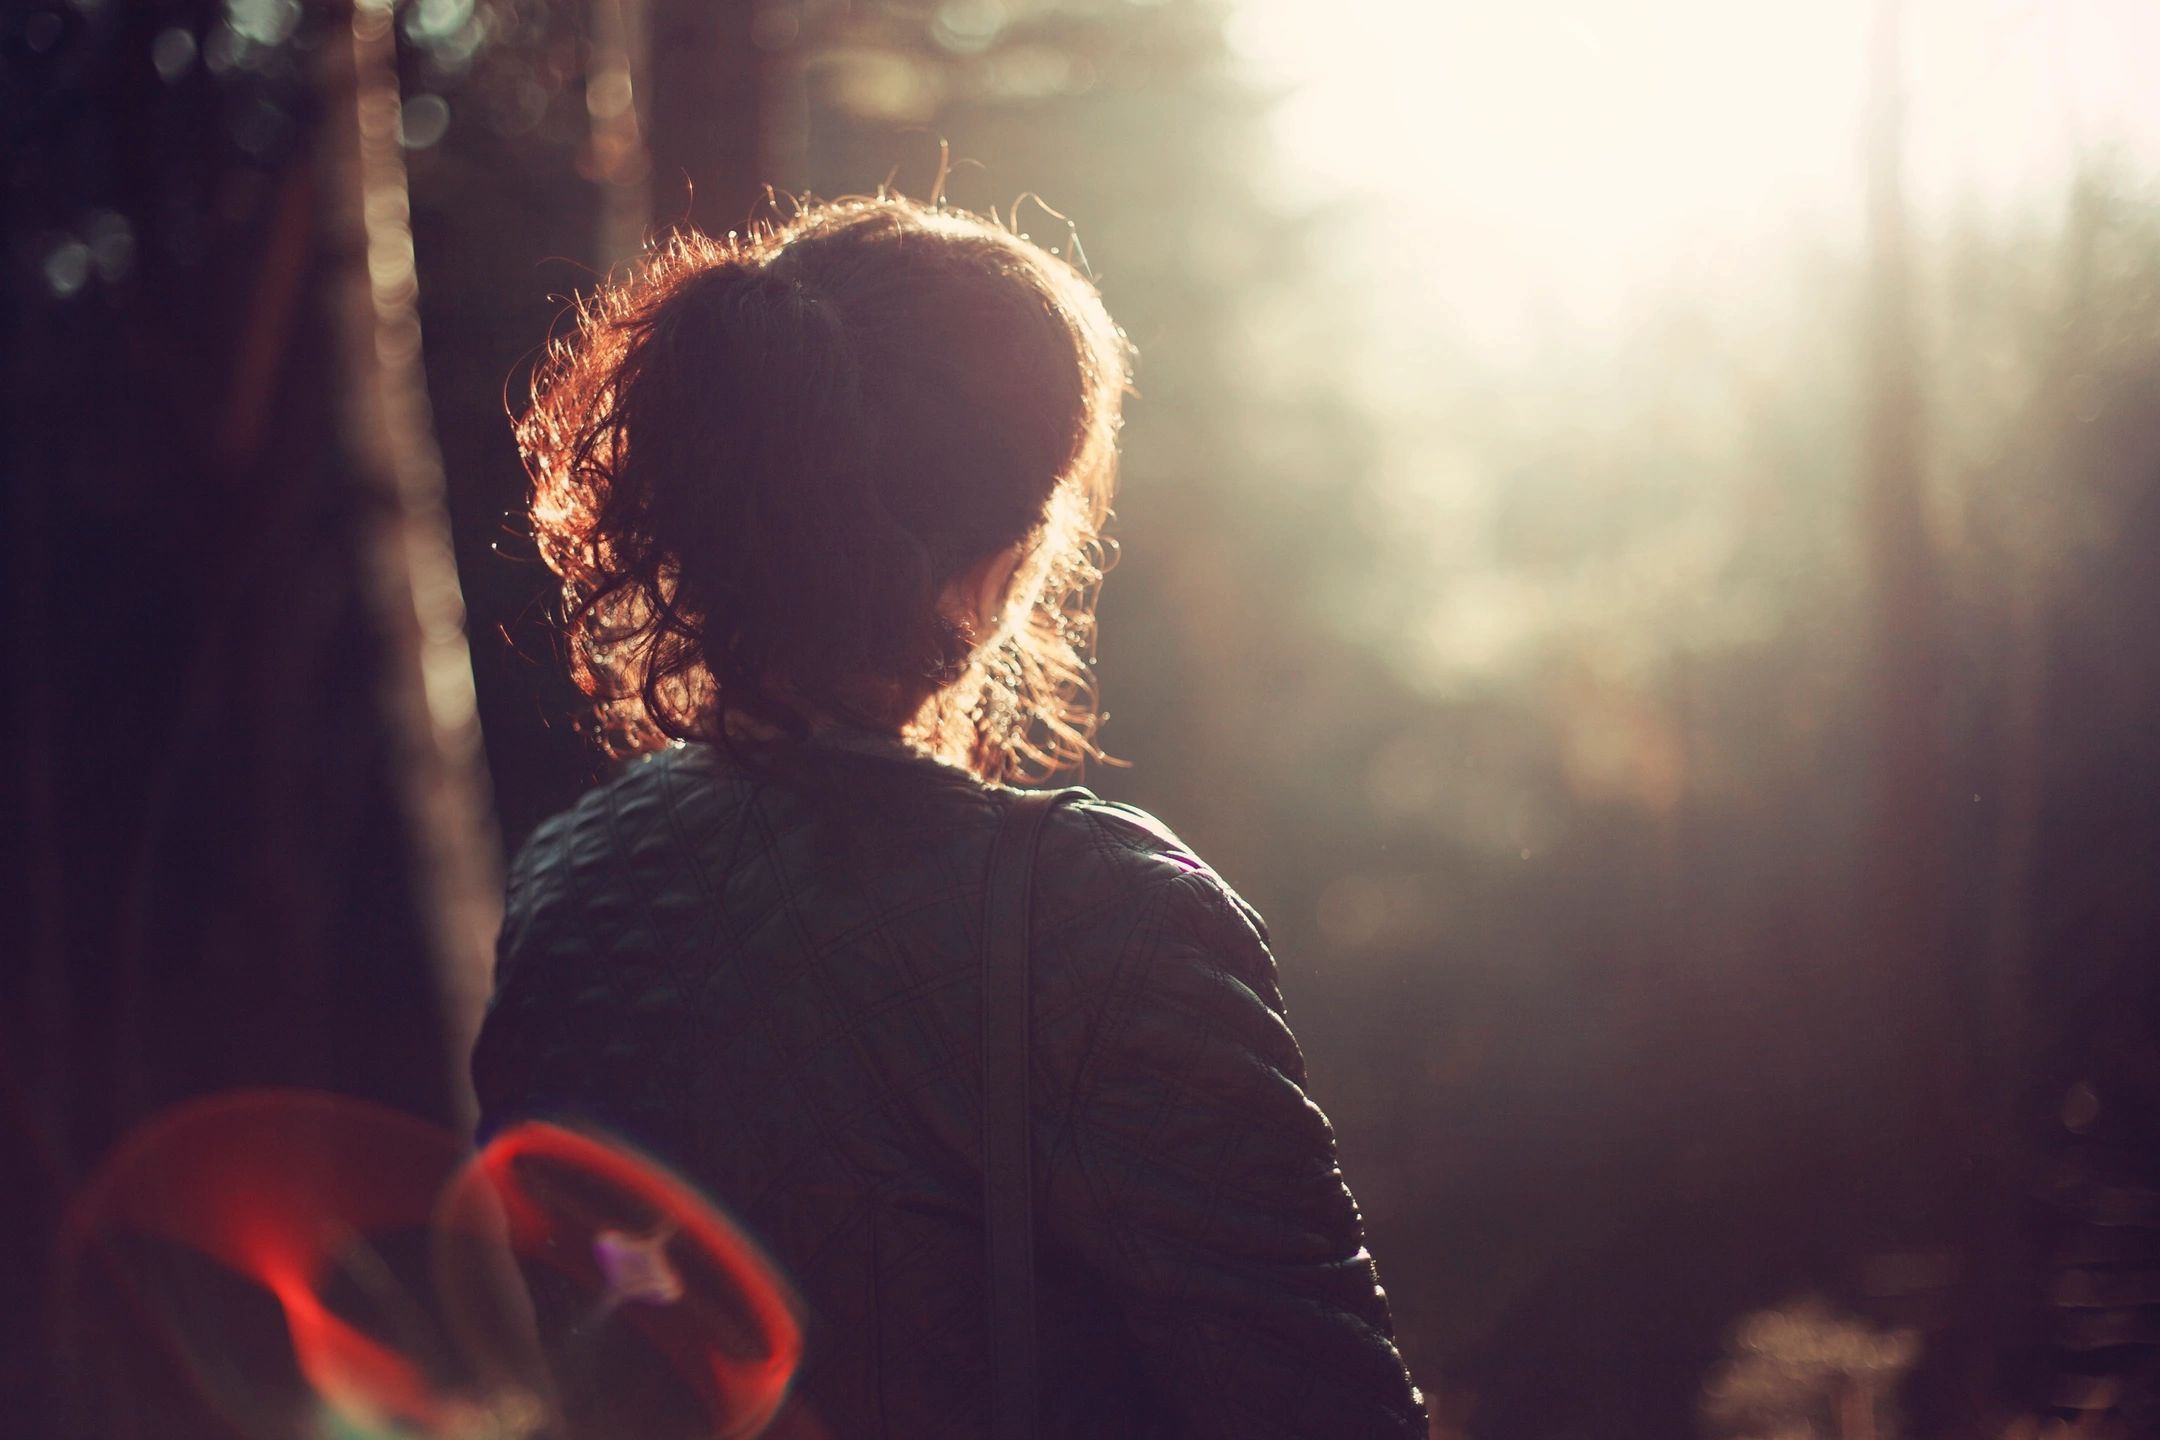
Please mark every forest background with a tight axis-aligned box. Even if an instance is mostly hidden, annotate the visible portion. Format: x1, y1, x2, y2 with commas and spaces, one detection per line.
9, 0, 2160, 1436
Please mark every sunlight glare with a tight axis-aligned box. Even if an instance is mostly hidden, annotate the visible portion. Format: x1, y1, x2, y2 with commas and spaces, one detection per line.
1230, 0, 2160, 348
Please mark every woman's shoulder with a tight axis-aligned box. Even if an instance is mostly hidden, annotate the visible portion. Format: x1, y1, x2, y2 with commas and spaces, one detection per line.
1027, 792, 1289, 1062
1032, 791, 1271, 950
1036, 791, 1200, 878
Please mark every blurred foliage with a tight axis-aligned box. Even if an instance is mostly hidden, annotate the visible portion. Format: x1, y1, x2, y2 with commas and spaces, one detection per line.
1702, 1298, 1920, 1440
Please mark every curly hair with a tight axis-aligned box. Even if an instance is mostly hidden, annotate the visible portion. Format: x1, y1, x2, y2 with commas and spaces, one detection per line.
517, 196, 1131, 781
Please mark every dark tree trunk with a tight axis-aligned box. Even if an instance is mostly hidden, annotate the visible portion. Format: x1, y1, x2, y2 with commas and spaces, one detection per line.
642, 0, 767, 236
1861, 0, 1956, 1165
1860, 3, 2042, 1428
3, 1, 495, 1431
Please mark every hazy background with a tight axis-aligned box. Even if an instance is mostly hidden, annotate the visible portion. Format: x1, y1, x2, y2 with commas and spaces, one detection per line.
11, 1, 2160, 1435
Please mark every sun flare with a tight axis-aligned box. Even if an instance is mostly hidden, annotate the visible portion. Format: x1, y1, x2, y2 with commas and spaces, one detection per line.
1230, 0, 2160, 345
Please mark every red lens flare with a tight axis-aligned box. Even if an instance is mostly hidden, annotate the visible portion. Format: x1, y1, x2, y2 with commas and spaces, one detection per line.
60, 1089, 804, 1440
62, 1090, 466, 1436
439, 1123, 804, 1440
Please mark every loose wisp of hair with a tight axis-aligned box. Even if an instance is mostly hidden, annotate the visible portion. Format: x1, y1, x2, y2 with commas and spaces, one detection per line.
517, 193, 1132, 782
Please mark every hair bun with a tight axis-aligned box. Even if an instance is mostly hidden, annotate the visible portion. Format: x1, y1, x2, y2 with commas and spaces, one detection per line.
519, 196, 1130, 780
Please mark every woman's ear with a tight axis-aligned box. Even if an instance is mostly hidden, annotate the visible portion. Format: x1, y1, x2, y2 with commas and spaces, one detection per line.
938, 540, 1032, 646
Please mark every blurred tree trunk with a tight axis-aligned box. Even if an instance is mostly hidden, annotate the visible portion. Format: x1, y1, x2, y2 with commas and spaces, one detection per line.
1860, 0, 1959, 1188
589, 0, 653, 266
336, 0, 507, 1114
1858, 3, 1985, 1419
2022, 174, 2160, 1430
642, 0, 766, 236
1979, 174, 2102, 1423
1862, 2, 2039, 1426
3, 1, 496, 1431
404, 0, 779, 861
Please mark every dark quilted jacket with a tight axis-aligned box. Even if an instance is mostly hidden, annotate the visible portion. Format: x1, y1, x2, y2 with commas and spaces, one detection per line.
471, 736, 1426, 1439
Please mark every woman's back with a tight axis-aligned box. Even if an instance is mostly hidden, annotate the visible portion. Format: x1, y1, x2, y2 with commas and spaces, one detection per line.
487, 191, 1422, 1435
473, 738, 1423, 1438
